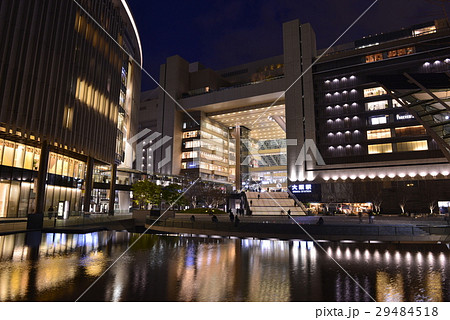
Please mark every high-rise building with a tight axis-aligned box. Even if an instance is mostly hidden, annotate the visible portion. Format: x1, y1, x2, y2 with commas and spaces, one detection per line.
140, 18, 450, 214
0, 0, 142, 225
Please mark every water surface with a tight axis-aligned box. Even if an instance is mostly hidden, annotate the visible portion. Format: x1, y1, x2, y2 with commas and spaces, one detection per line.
0, 231, 449, 301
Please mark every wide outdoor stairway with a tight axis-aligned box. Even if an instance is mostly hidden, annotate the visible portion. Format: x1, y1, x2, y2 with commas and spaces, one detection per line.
246, 191, 306, 215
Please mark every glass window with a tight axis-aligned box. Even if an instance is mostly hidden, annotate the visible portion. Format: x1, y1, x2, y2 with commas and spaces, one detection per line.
392, 99, 403, 108
0, 182, 10, 218
23, 147, 34, 170
182, 131, 199, 139
395, 125, 426, 137
33, 149, 40, 171
364, 87, 387, 98
365, 100, 388, 111
369, 115, 388, 125
397, 140, 428, 152
185, 140, 200, 148
2, 141, 15, 166
13, 144, 25, 168
181, 151, 198, 159
413, 26, 436, 36
368, 143, 393, 154
7, 181, 20, 217
367, 129, 391, 140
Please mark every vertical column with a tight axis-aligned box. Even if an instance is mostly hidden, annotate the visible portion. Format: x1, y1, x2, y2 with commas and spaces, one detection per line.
234, 126, 241, 190
108, 163, 117, 215
27, 140, 49, 230
83, 156, 94, 214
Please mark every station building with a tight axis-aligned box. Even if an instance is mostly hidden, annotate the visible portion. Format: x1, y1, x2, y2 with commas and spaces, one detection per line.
140, 18, 450, 214
0, 0, 142, 223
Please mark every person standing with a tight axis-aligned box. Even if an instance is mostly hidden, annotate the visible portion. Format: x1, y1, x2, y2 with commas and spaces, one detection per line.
368, 210, 374, 224
358, 211, 363, 224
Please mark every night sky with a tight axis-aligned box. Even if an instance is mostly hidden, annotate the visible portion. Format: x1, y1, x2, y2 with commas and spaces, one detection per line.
127, 0, 450, 91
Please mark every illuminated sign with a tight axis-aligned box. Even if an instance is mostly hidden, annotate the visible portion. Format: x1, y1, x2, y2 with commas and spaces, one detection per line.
290, 184, 312, 193
396, 113, 414, 121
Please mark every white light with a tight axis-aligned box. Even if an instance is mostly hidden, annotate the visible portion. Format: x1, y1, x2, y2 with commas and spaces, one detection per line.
323, 176, 330, 181
333, 78, 339, 82
120, 0, 143, 65
350, 175, 357, 180
341, 175, 348, 180
332, 176, 339, 181
325, 80, 331, 84
408, 172, 417, 177
388, 173, 396, 178
419, 172, 427, 177
430, 171, 438, 177
424, 62, 430, 66
398, 173, 406, 178
434, 60, 440, 64
350, 75, 356, 80
442, 171, 449, 176
378, 174, 385, 179
359, 174, 366, 179
369, 174, 376, 179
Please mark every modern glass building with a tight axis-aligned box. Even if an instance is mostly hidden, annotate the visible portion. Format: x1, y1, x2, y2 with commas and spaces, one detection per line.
140, 18, 450, 213
0, 0, 142, 223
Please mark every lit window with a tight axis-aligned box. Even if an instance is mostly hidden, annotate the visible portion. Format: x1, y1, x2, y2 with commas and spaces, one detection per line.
365, 100, 388, 111
397, 140, 428, 152
367, 129, 391, 140
413, 25, 436, 36
181, 151, 198, 159
368, 143, 393, 154
369, 115, 388, 125
392, 99, 403, 108
364, 87, 387, 97
182, 131, 199, 139
395, 125, 426, 137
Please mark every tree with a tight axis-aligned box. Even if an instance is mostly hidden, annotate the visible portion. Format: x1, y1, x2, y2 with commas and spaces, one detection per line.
131, 180, 161, 209
161, 183, 186, 211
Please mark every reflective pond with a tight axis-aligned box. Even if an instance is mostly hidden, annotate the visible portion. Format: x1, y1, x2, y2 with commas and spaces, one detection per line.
0, 231, 449, 301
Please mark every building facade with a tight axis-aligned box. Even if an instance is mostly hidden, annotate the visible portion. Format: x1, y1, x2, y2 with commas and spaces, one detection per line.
0, 0, 142, 222
140, 18, 450, 214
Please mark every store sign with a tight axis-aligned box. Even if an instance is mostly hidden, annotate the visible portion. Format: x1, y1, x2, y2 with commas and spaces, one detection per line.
290, 184, 312, 193
396, 113, 414, 121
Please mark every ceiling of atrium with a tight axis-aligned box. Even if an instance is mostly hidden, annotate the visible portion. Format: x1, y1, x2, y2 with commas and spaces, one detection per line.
208, 104, 286, 141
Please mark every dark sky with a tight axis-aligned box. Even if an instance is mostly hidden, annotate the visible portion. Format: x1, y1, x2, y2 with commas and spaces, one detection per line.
126, 0, 450, 91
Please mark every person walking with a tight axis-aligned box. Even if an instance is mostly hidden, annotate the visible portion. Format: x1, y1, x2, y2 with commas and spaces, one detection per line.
358, 211, 363, 224
250, 200, 253, 206
368, 210, 374, 224
257, 194, 260, 200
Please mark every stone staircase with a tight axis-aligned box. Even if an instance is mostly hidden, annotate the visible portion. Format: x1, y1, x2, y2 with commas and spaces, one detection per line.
246, 191, 306, 215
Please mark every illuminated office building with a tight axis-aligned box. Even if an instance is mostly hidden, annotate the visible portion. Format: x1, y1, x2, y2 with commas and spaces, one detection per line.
0, 0, 142, 224
141, 18, 450, 213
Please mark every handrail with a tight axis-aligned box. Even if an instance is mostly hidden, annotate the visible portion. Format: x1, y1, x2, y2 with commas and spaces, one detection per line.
286, 189, 308, 214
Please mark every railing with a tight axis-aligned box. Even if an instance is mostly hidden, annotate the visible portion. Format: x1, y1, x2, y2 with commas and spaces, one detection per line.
286, 189, 308, 214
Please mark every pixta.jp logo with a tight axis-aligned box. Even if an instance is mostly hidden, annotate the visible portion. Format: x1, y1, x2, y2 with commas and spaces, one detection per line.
129, 129, 172, 174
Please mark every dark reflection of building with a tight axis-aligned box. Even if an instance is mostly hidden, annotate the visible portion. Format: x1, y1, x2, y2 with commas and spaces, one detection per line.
0, 0, 142, 223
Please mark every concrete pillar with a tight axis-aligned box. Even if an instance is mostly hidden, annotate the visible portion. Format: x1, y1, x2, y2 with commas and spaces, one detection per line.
27, 140, 48, 229
83, 156, 94, 213
108, 163, 117, 215
235, 126, 241, 190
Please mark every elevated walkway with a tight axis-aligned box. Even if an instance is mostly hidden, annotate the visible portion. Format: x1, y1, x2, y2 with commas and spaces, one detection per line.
246, 191, 306, 215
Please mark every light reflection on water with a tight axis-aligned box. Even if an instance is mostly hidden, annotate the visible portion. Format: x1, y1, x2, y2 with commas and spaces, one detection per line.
0, 231, 449, 302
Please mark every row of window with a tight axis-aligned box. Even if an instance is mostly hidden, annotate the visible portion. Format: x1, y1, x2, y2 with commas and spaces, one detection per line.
367, 126, 426, 140
47, 153, 86, 179
368, 140, 428, 154
0, 139, 40, 171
